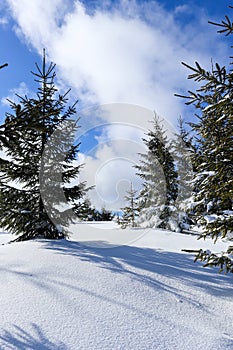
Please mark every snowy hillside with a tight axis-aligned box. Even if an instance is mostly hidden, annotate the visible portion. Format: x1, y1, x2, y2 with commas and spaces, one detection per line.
0, 223, 232, 350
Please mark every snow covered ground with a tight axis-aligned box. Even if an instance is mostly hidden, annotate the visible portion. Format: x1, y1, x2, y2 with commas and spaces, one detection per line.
0, 223, 232, 350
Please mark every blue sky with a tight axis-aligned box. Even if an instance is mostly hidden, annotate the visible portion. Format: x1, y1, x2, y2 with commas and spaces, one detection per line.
158, 0, 229, 17
0, 0, 232, 209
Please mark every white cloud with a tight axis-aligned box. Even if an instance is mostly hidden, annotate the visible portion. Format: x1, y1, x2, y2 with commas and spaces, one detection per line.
1, 81, 30, 106
0, 17, 9, 26
174, 4, 188, 15
6, 0, 71, 48
78, 138, 145, 210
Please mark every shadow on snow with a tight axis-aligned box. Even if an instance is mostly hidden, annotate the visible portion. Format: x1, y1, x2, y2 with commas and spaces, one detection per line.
0, 238, 233, 349
0, 324, 67, 350
41, 238, 233, 298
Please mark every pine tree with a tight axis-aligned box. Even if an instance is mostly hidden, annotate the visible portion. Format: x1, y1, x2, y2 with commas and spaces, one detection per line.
171, 117, 195, 231
0, 51, 87, 241
120, 182, 139, 228
176, 12, 233, 273
74, 197, 97, 221
95, 207, 114, 221
135, 114, 178, 229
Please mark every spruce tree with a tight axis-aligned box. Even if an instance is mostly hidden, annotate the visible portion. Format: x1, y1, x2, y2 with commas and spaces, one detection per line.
74, 197, 97, 221
135, 114, 178, 229
171, 117, 195, 231
177, 12, 233, 272
95, 207, 114, 221
0, 52, 87, 241
120, 182, 139, 228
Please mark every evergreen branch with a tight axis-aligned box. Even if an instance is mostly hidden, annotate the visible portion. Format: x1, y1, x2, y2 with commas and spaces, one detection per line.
182, 248, 233, 274
174, 93, 191, 100
0, 63, 8, 69
208, 16, 233, 36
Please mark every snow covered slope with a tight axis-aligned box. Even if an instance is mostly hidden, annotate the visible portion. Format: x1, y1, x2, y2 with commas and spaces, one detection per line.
0, 224, 232, 350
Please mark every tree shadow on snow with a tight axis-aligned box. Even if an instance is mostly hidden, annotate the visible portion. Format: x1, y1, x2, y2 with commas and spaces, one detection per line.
0, 324, 67, 350
42, 238, 233, 300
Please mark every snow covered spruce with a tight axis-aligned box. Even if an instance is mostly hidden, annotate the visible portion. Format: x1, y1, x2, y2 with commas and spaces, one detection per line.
176, 13, 233, 273
0, 51, 89, 241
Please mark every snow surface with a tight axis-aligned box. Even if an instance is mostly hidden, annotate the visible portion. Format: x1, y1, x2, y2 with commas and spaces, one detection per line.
0, 223, 232, 350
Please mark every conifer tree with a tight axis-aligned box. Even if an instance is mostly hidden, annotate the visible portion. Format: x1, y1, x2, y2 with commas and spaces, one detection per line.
135, 114, 178, 229
74, 197, 97, 221
95, 207, 114, 221
177, 11, 233, 272
171, 117, 195, 231
120, 182, 139, 228
0, 52, 87, 241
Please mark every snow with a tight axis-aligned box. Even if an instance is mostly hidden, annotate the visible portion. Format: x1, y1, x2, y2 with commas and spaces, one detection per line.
0, 223, 232, 350
206, 200, 213, 212
204, 214, 218, 224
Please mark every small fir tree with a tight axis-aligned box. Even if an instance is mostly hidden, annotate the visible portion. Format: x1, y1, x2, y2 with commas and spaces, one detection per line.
95, 206, 114, 221
74, 197, 97, 221
120, 182, 139, 228
0, 52, 87, 241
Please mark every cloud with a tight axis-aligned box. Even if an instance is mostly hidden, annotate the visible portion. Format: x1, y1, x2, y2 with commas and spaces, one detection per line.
1, 81, 30, 106
78, 137, 145, 211
0, 17, 9, 27
174, 5, 190, 15
5, 0, 71, 48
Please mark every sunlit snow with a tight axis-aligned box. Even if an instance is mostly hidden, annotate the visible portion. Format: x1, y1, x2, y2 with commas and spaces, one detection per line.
0, 223, 232, 349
